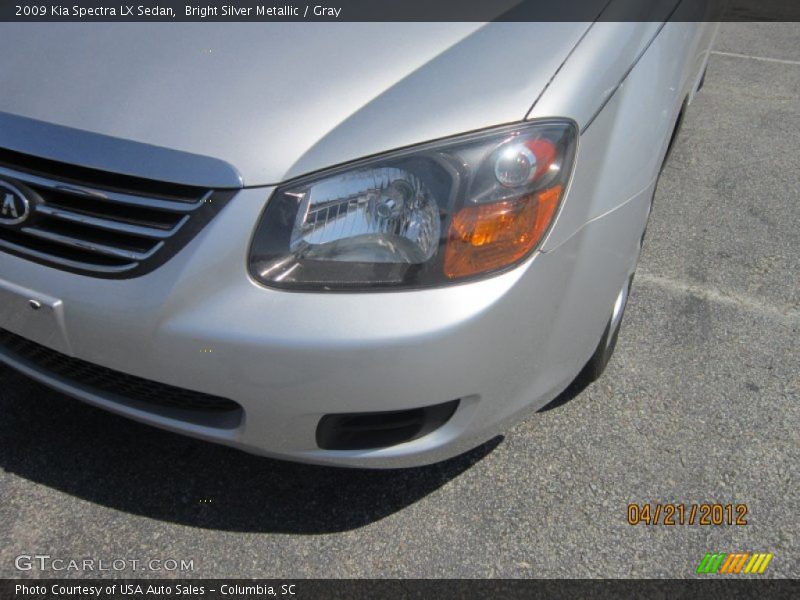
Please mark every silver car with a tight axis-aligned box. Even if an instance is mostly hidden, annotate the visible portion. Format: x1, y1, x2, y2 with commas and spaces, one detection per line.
0, 17, 717, 467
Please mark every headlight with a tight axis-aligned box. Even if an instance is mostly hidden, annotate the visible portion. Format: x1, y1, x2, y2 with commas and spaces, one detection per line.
249, 120, 578, 291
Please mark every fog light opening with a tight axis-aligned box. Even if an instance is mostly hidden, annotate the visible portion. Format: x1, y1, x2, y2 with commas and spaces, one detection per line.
315, 399, 460, 451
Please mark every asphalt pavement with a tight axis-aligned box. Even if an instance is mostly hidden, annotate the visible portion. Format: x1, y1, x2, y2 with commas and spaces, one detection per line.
1, 23, 798, 578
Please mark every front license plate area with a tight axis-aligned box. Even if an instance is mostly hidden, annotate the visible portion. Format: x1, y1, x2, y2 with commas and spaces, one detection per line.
0, 278, 71, 355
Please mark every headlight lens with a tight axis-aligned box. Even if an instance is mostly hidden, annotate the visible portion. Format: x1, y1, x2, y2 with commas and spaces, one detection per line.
290, 167, 441, 264
249, 120, 577, 290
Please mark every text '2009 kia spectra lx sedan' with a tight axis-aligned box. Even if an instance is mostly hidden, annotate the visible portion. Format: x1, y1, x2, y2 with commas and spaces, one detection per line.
0, 15, 718, 467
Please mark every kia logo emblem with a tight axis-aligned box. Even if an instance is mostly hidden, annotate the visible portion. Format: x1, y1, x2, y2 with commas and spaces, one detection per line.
0, 180, 32, 226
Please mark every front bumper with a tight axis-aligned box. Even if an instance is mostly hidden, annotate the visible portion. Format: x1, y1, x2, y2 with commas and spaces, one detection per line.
0, 184, 652, 468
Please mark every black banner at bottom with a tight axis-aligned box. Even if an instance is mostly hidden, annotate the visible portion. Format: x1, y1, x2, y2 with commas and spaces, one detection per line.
1, 579, 798, 600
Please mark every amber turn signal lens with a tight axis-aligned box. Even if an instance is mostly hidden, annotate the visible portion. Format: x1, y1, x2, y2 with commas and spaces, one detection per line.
443, 185, 563, 279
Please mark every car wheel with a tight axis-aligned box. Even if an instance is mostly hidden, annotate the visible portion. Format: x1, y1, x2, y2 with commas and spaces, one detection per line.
556, 102, 683, 395
577, 272, 634, 384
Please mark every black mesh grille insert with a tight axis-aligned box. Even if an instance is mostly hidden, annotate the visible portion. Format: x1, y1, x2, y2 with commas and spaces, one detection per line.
0, 328, 240, 414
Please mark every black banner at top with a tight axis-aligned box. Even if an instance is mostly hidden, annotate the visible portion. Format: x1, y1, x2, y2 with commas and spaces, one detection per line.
2, 0, 800, 22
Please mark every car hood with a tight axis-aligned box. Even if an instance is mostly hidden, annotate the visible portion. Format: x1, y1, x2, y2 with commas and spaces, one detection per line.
0, 23, 591, 187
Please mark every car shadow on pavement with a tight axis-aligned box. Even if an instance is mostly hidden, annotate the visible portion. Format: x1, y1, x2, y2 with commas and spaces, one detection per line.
536, 371, 591, 413
0, 366, 501, 534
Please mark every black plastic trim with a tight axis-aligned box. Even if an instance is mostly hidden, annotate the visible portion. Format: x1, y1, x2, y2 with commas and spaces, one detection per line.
0, 328, 242, 418
316, 399, 460, 451
0, 149, 235, 278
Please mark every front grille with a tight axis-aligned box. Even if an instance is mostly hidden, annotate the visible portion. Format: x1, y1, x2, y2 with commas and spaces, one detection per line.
0, 149, 234, 277
0, 328, 241, 414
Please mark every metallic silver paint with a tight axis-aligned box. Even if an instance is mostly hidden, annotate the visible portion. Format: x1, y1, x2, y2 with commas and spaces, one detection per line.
0, 22, 589, 186
0, 18, 717, 466
0, 112, 243, 188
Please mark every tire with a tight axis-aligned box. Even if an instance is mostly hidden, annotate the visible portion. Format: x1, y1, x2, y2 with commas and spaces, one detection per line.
560, 100, 684, 390
577, 272, 634, 384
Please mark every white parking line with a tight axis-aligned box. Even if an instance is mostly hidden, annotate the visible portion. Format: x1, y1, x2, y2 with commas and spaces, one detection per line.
711, 50, 800, 66
635, 272, 800, 326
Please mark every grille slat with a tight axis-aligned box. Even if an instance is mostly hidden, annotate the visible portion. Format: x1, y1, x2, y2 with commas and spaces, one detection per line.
50, 183, 210, 212
0, 328, 241, 414
0, 151, 233, 278
34, 204, 188, 239
20, 226, 164, 261
0, 237, 138, 273
0, 164, 206, 210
